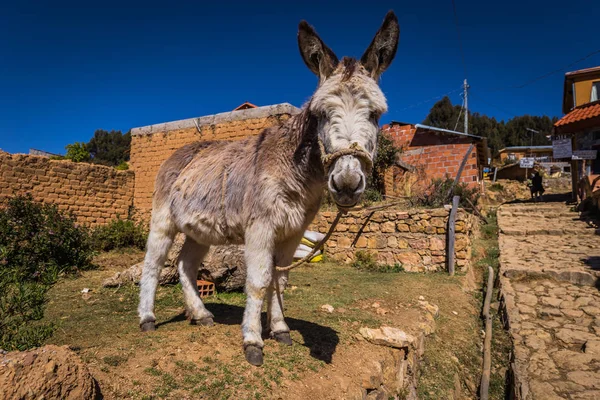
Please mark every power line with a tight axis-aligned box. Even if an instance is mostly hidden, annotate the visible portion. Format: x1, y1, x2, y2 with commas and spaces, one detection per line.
451, 0, 468, 78
488, 49, 600, 92
469, 91, 517, 118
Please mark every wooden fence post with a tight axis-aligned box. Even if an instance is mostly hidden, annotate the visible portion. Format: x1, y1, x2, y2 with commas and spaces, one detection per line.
445, 143, 475, 200
447, 195, 460, 276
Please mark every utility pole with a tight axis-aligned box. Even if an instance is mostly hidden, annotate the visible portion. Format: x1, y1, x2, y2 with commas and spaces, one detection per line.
463, 79, 469, 134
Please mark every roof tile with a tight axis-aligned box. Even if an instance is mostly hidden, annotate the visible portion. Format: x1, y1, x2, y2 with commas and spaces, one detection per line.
555, 101, 600, 127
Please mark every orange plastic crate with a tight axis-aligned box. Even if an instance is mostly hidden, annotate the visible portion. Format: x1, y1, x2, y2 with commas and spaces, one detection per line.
197, 280, 215, 298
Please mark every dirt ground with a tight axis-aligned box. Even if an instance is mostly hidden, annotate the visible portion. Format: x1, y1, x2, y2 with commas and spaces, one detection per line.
39, 247, 493, 400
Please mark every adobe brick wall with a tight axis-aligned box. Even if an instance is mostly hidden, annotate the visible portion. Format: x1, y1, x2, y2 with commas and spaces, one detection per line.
130, 103, 301, 218
0, 151, 134, 226
309, 207, 475, 272
382, 124, 480, 197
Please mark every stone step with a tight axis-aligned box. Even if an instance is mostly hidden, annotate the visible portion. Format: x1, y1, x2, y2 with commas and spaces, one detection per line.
498, 276, 600, 400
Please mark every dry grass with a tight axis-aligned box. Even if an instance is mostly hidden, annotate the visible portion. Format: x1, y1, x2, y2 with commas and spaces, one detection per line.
41, 249, 486, 399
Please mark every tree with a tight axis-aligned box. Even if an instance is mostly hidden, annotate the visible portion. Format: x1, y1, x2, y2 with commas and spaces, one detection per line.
422, 97, 556, 156
64, 142, 90, 162
369, 131, 402, 195
86, 129, 131, 167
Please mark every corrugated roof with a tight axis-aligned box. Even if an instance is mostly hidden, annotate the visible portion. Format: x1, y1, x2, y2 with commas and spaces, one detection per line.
498, 146, 553, 153
555, 100, 600, 127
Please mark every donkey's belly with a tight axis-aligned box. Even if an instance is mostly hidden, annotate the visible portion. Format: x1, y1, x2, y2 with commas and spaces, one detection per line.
173, 207, 246, 246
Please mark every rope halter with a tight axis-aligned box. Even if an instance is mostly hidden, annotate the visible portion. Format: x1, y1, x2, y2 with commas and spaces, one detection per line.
318, 139, 373, 173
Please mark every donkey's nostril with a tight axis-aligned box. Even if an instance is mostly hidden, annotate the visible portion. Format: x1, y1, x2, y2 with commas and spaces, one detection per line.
352, 175, 364, 193
331, 176, 341, 193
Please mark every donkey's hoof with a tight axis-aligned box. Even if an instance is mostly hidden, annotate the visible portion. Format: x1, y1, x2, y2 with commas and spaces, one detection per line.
140, 321, 156, 332
244, 345, 264, 366
191, 317, 214, 327
273, 332, 292, 346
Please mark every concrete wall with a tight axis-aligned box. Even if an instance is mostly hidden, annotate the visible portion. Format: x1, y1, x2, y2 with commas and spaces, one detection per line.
309, 207, 475, 272
129, 103, 301, 217
0, 151, 134, 226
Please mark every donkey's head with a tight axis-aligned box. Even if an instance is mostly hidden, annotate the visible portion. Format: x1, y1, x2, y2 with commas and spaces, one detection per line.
298, 11, 399, 208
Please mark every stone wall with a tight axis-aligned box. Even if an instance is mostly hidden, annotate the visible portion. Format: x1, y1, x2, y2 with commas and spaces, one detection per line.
129, 103, 301, 218
310, 207, 475, 272
0, 151, 134, 226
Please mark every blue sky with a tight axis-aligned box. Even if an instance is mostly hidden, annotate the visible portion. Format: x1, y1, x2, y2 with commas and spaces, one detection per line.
1, 0, 599, 155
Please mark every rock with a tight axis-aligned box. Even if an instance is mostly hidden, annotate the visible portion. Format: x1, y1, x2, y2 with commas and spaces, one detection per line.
359, 326, 416, 349
0, 345, 99, 400
321, 304, 335, 313
102, 234, 247, 292
418, 296, 425, 301
371, 302, 381, 308
376, 308, 388, 316
418, 300, 440, 319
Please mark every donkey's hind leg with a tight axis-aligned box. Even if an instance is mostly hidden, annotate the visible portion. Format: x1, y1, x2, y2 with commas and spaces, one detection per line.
138, 208, 176, 331
178, 237, 214, 326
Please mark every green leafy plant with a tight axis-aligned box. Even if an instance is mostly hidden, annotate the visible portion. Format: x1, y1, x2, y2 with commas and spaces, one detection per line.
488, 183, 504, 192
115, 161, 129, 170
90, 218, 148, 252
65, 142, 90, 162
369, 131, 402, 196
0, 194, 94, 350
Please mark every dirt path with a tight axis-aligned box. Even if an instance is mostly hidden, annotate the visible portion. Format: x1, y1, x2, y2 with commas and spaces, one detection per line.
498, 198, 600, 399
42, 252, 483, 399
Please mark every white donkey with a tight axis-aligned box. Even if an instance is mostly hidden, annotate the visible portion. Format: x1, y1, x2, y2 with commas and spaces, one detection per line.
138, 11, 399, 366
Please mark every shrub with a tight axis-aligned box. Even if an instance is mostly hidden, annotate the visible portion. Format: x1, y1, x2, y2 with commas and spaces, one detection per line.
410, 178, 480, 210
488, 183, 504, 192
0, 194, 95, 350
65, 142, 91, 163
369, 131, 402, 197
115, 161, 129, 171
351, 250, 404, 273
90, 218, 148, 252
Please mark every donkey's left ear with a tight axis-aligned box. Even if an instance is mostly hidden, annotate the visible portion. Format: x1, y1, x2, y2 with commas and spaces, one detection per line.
360, 11, 400, 80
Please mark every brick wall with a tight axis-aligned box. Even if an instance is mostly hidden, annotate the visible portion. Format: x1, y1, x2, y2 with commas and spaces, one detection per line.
310, 207, 475, 272
0, 151, 134, 226
382, 124, 480, 197
130, 103, 301, 217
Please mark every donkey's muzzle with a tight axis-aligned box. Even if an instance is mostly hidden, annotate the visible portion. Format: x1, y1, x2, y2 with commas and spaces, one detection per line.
328, 167, 366, 208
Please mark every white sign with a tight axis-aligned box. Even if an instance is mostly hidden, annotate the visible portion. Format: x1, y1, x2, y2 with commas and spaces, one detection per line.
552, 138, 572, 159
519, 158, 534, 168
572, 150, 598, 160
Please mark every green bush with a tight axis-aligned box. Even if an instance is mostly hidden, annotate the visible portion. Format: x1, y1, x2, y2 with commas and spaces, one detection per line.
488, 183, 504, 192
65, 142, 91, 163
90, 218, 148, 252
115, 161, 129, 171
410, 178, 480, 210
351, 250, 404, 273
0, 194, 95, 350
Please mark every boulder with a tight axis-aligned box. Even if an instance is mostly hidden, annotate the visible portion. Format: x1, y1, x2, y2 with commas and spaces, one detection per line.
0, 345, 100, 400
103, 234, 247, 292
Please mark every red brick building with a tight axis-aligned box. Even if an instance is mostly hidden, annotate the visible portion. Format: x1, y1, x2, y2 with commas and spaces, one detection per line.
381, 122, 489, 197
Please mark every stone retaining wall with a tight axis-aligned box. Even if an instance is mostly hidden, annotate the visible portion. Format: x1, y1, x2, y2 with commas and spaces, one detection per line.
310, 207, 475, 272
0, 151, 134, 226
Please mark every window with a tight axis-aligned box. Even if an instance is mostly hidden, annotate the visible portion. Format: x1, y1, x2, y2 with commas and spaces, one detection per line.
591, 81, 600, 102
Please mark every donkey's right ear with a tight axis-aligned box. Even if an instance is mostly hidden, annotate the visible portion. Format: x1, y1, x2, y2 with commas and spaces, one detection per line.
298, 21, 339, 80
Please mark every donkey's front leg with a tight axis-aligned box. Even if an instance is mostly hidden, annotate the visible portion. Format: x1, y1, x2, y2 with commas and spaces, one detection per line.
242, 227, 275, 366
266, 234, 301, 346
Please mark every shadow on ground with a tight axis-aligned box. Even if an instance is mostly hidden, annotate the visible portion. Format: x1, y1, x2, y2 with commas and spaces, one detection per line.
156, 303, 339, 364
